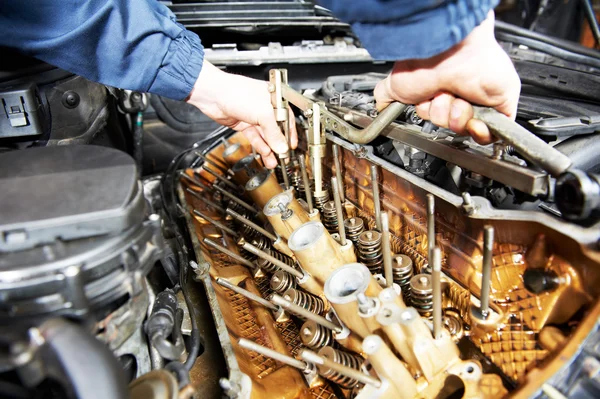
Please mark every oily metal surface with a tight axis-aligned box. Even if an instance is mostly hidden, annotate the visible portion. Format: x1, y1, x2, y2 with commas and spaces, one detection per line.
323, 139, 600, 387
181, 133, 336, 399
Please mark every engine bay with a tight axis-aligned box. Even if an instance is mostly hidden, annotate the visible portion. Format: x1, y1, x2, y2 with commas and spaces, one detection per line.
1, 2, 600, 398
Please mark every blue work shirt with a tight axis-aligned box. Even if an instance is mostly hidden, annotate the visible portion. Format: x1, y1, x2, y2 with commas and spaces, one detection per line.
0, 0, 497, 101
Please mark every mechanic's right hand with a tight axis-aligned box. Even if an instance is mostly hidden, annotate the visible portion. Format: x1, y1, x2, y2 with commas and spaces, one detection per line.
186, 60, 297, 168
374, 11, 521, 145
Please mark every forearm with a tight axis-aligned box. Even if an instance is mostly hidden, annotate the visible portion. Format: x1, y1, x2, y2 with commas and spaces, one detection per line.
0, 0, 203, 100
317, 0, 499, 60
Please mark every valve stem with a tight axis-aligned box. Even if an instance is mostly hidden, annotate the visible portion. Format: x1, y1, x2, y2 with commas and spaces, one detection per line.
432, 247, 442, 340
480, 225, 494, 317
370, 165, 382, 232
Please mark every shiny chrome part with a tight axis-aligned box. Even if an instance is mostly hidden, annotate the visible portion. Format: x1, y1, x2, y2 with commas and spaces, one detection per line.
298, 156, 314, 212
432, 247, 442, 340
269, 270, 296, 294
332, 144, 345, 203
357, 230, 383, 275
321, 201, 338, 233
279, 157, 291, 189
300, 320, 336, 350
426, 194, 435, 269
344, 217, 365, 246
410, 274, 433, 318
216, 278, 278, 311
370, 165, 382, 232
480, 225, 495, 317
381, 212, 393, 287
313, 191, 330, 214
331, 176, 347, 246
301, 348, 377, 389
283, 288, 325, 315
271, 294, 342, 333
392, 254, 414, 303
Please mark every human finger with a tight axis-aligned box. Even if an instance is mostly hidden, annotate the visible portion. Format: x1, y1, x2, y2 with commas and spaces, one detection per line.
428, 93, 455, 129
288, 107, 298, 150
242, 126, 278, 168
448, 98, 474, 135
466, 119, 494, 145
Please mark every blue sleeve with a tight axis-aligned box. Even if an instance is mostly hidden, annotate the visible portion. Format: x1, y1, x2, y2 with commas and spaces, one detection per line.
0, 0, 204, 101
318, 0, 499, 60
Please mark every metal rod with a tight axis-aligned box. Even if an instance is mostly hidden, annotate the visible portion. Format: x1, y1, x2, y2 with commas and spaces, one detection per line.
432, 246, 442, 340
239, 339, 307, 370
194, 151, 233, 176
300, 350, 381, 388
202, 165, 239, 192
226, 208, 277, 241
427, 194, 436, 269
582, 0, 600, 47
193, 209, 239, 238
370, 165, 382, 232
331, 176, 346, 246
480, 225, 494, 317
381, 212, 393, 288
332, 144, 345, 203
185, 188, 226, 214
180, 171, 210, 190
240, 241, 304, 279
203, 238, 255, 269
279, 157, 291, 189
298, 156, 314, 213
216, 278, 278, 311
213, 184, 257, 213
271, 294, 342, 333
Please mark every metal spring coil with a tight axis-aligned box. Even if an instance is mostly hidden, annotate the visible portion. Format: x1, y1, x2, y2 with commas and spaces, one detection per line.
275, 162, 294, 185
357, 231, 383, 274
391, 236, 429, 274
344, 217, 365, 246
410, 274, 433, 318
319, 348, 363, 389
321, 201, 339, 233
283, 288, 325, 315
392, 255, 414, 303
270, 270, 296, 294
231, 209, 260, 239
256, 248, 296, 274
241, 235, 271, 262
313, 190, 330, 214
300, 320, 335, 350
291, 171, 314, 204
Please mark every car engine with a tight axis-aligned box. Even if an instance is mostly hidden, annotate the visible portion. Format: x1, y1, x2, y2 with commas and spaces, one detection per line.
1, 1, 600, 399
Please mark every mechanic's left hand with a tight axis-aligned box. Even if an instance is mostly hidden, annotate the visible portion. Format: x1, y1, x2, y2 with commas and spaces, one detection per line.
186, 60, 297, 168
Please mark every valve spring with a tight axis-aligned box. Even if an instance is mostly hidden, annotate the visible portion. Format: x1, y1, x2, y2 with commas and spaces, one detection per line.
344, 217, 365, 246
313, 190, 330, 214
392, 254, 414, 303
300, 320, 335, 350
231, 208, 260, 239
321, 201, 339, 233
240, 235, 271, 262
256, 248, 296, 274
319, 347, 364, 389
283, 288, 324, 315
270, 270, 296, 294
290, 171, 314, 203
357, 230, 383, 274
275, 162, 294, 185
410, 273, 433, 318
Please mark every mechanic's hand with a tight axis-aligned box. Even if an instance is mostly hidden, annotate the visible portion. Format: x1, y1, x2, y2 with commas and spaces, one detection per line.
374, 11, 520, 145
187, 60, 297, 168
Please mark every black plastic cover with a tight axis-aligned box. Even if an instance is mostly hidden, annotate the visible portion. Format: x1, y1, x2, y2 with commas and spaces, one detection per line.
0, 145, 145, 252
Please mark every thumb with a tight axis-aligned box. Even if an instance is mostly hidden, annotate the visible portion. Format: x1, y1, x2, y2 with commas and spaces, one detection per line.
374, 77, 394, 112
